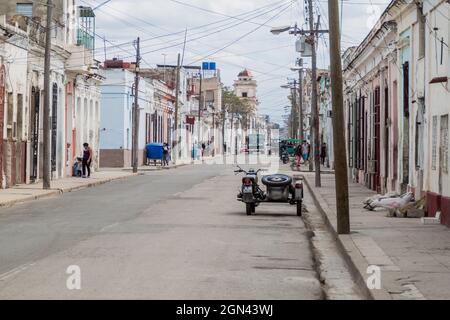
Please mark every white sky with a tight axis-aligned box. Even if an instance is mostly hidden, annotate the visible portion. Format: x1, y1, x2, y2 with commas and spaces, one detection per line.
82, 0, 389, 125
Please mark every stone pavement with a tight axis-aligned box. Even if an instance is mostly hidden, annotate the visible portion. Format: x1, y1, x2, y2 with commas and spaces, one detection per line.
303, 172, 450, 300
0, 170, 137, 209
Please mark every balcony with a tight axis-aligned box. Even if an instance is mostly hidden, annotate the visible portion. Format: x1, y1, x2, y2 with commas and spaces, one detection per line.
66, 43, 94, 74
77, 28, 94, 51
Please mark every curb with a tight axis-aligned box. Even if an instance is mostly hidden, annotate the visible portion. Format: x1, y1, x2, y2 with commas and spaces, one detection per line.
302, 175, 392, 300
122, 163, 189, 172
0, 173, 137, 209
0, 190, 61, 209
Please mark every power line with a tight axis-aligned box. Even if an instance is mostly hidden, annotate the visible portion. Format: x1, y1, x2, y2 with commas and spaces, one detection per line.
188, 2, 292, 65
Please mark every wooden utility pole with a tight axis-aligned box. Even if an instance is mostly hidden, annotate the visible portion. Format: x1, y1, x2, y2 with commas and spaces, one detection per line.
328, 0, 350, 234
292, 80, 298, 139
197, 71, 202, 147
298, 59, 304, 142
173, 53, 181, 163
42, 0, 53, 189
308, 0, 321, 187
132, 37, 140, 173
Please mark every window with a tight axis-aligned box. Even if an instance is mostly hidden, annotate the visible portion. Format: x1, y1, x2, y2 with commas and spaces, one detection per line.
205, 90, 214, 103
17, 94, 23, 140
415, 99, 425, 169
7, 92, 13, 139
441, 115, 449, 174
242, 92, 248, 98
16, 3, 33, 18
432, 116, 438, 170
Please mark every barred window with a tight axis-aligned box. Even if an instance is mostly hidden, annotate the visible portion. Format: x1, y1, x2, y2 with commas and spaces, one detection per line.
441, 115, 449, 174
432, 116, 438, 170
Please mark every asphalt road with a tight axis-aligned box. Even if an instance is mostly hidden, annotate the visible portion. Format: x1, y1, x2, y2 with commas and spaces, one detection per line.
0, 164, 323, 299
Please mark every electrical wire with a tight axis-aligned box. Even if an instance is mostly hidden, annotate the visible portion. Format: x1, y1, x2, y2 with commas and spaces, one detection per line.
187, 2, 293, 65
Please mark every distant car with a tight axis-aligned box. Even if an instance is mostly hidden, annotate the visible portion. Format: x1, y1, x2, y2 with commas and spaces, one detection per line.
240, 147, 249, 153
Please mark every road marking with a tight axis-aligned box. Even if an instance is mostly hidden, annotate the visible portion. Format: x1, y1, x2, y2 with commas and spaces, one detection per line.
0, 262, 35, 281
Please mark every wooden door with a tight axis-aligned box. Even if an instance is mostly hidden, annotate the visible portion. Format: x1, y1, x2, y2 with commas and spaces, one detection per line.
374, 87, 381, 192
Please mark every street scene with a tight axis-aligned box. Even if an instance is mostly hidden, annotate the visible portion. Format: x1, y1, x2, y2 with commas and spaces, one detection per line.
0, 0, 449, 304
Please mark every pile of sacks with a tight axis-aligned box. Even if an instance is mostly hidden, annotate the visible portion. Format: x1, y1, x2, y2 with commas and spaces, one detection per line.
363, 192, 426, 218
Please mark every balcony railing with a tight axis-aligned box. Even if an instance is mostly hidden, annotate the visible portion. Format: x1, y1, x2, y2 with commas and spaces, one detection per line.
77, 28, 94, 51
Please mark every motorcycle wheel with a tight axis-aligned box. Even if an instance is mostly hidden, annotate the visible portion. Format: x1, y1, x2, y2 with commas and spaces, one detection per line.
297, 201, 302, 216
246, 203, 252, 216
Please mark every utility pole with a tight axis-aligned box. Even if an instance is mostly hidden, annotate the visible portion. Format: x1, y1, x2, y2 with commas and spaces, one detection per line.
132, 37, 140, 173
173, 53, 181, 163
328, 0, 350, 234
42, 0, 53, 189
292, 80, 297, 139
211, 105, 215, 156
103, 36, 107, 62
308, 0, 321, 187
298, 58, 304, 142
197, 71, 202, 148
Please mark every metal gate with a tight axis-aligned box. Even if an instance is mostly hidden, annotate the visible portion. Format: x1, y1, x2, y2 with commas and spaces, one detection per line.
51, 84, 58, 174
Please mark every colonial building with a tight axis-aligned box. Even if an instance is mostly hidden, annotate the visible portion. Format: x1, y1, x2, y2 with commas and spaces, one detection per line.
100, 60, 156, 167
0, 1, 102, 188
318, 71, 333, 168
343, 0, 449, 226
234, 69, 258, 132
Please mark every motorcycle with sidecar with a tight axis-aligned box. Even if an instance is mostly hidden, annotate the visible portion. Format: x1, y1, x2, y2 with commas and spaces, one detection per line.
235, 166, 303, 216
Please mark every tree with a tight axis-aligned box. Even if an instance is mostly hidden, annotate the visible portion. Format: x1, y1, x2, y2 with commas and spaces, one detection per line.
221, 87, 252, 130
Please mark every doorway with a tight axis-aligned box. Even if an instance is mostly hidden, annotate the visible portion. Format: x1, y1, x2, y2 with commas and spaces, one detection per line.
439, 115, 449, 195
51, 84, 58, 175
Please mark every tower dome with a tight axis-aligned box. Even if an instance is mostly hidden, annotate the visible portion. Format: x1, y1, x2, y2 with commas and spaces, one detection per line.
238, 69, 252, 78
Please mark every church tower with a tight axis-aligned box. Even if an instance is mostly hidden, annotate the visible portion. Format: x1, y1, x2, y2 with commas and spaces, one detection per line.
233, 69, 258, 113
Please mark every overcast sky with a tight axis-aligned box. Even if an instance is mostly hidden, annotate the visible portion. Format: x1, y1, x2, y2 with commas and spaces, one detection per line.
81, 0, 389, 125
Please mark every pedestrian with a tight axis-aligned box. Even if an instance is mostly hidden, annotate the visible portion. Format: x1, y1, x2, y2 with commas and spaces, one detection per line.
301, 140, 310, 163
82, 143, 92, 178
163, 142, 169, 166
321, 142, 327, 165
201, 142, 206, 158
294, 143, 302, 167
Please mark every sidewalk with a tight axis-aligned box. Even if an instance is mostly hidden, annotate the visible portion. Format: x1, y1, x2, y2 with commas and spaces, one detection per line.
303, 172, 450, 300
120, 162, 188, 171
0, 171, 136, 209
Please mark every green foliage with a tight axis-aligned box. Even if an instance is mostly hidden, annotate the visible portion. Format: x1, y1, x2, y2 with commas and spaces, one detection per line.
222, 87, 252, 129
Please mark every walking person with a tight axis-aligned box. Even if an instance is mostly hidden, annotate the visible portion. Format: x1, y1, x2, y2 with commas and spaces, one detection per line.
294, 143, 302, 168
201, 142, 206, 158
162, 142, 169, 166
82, 143, 92, 178
301, 140, 310, 164
321, 142, 327, 166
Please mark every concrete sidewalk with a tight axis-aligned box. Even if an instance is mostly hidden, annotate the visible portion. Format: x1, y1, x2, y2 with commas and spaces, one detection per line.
0, 171, 137, 209
303, 172, 450, 300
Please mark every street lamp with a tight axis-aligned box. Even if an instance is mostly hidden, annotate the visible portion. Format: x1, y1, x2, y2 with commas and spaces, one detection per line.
270, 16, 328, 187
270, 25, 291, 35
